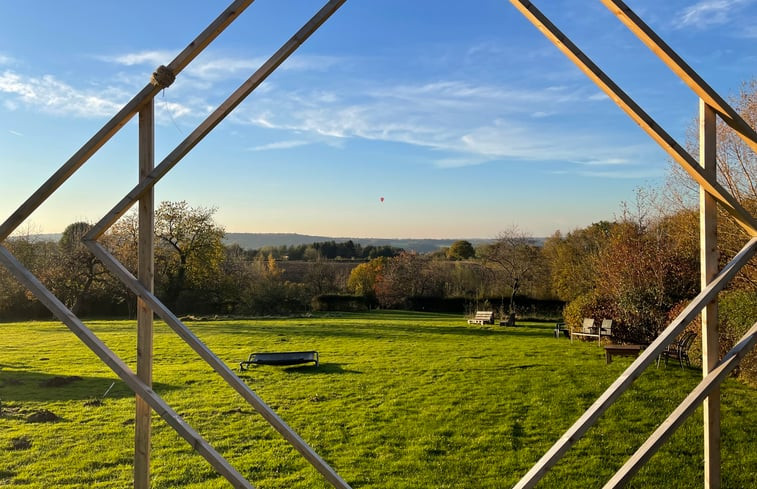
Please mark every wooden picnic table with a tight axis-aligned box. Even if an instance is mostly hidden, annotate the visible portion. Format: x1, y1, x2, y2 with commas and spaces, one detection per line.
604, 344, 644, 364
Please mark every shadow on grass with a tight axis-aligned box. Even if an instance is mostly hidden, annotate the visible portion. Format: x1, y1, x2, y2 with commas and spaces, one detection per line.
238, 363, 362, 375
0, 370, 177, 402
202, 322, 557, 342
284, 363, 362, 375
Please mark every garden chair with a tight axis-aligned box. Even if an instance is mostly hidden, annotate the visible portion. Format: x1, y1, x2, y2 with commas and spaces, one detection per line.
656, 331, 697, 368
600, 319, 613, 339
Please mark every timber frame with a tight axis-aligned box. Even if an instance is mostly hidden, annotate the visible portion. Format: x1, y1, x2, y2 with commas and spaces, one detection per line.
0, 1, 755, 488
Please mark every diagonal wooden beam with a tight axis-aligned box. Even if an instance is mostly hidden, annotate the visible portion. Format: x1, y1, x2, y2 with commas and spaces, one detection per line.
0, 245, 254, 489
601, 0, 757, 156
85, 0, 347, 241
508, 0, 757, 237
85, 240, 352, 489
512, 237, 757, 489
0, 0, 256, 243
603, 321, 757, 488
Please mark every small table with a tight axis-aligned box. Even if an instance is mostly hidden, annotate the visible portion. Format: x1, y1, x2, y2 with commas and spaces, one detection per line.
604, 344, 643, 364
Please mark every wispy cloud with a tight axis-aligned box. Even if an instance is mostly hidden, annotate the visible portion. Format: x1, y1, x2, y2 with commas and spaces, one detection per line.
248, 140, 311, 151
97, 50, 176, 67
0, 70, 123, 117
572, 167, 664, 179
8, 129, 23, 136
100, 50, 343, 82
0, 54, 13, 66
675, 0, 752, 29
231, 78, 649, 173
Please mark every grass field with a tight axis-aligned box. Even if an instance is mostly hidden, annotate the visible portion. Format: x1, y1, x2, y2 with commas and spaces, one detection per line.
1, 311, 755, 488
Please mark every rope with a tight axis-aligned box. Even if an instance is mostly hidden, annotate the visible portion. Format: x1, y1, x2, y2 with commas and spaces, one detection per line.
150, 65, 175, 89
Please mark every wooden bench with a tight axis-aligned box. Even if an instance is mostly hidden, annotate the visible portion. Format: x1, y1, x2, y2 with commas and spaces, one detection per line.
467, 311, 494, 325
239, 351, 319, 370
570, 318, 598, 343
571, 318, 613, 345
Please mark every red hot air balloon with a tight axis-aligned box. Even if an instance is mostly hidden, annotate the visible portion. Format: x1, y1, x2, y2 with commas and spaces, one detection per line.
380, 197, 384, 203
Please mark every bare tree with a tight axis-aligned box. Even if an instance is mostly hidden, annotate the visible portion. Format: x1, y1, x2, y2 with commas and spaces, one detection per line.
665, 78, 757, 287
480, 227, 544, 323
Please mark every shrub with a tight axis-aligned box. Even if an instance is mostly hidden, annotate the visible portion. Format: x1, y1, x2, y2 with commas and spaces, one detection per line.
311, 294, 369, 312
668, 289, 757, 386
720, 289, 757, 385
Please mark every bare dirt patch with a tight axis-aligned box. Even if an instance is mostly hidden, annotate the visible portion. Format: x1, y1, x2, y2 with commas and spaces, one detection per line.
26, 409, 60, 423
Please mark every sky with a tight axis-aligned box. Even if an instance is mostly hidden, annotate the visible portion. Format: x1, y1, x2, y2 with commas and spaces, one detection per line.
1, 0, 756, 239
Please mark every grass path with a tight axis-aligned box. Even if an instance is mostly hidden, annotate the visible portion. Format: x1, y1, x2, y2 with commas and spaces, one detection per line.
1, 311, 755, 488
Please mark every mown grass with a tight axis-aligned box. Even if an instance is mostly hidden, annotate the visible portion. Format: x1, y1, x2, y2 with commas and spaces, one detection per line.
1, 311, 755, 488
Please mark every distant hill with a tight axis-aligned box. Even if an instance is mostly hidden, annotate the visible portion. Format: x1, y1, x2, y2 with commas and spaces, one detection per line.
28, 232, 539, 254
224, 233, 495, 254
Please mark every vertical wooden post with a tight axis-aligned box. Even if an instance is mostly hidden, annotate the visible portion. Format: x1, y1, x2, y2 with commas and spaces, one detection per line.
135, 100, 155, 489
699, 99, 720, 489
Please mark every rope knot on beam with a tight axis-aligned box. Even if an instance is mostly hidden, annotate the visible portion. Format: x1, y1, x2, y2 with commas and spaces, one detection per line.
150, 65, 175, 89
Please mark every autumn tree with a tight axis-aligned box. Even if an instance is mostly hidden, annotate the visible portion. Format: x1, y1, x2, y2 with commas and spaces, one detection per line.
667, 77, 757, 287
154, 201, 225, 310
0, 231, 56, 318
347, 257, 387, 304
50, 222, 109, 315
541, 221, 615, 302
593, 218, 698, 342
374, 252, 441, 308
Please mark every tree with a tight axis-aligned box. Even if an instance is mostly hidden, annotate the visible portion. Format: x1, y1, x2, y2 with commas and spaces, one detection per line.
542, 221, 615, 302
666, 77, 757, 288
374, 252, 440, 308
52, 222, 109, 315
479, 228, 545, 321
303, 259, 348, 296
347, 257, 387, 303
446, 240, 475, 260
593, 218, 698, 342
154, 201, 225, 309
1, 231, 56, 319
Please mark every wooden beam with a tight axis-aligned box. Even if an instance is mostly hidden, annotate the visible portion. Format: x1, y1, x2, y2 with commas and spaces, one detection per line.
0, 0, 255, 243
135, 100, 155, 489
600, 0, 757, 156
84, 240, 353, 489
512, 237, 757, 489
700, 101, 721, 489
603, 321, 757, 488
508, 0, 757, 237
0, 245, 254, 489
85, 0, 347, 242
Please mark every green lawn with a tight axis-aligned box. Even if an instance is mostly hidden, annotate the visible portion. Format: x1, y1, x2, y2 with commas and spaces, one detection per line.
1, 311, 755, 488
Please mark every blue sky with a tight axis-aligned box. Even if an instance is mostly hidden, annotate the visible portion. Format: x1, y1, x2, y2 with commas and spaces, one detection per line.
1, 0, 756, 239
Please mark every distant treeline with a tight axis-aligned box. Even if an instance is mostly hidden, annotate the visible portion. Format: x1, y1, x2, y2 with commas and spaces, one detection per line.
245, 240, 403, 261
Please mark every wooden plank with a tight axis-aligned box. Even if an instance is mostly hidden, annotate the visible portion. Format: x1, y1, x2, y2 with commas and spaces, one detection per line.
508, 0, 757, 237
601, 0, 757, 156
0, 245, 254, 489
84, 240, 353, 489
135, 101, 155, 489
85, 0, 348, 241
0, 0, 255, 242
603, 322, 757, 488
512, 237, 757, 489
700, 101, 721, 489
